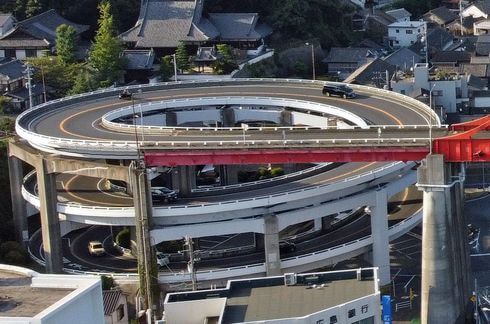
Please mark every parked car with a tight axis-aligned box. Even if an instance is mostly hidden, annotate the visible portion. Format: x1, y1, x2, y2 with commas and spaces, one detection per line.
156, 252, 170, 268
118, 89, 133, 100
322, 84, 356, 99
88, 240, 105, 256
151, 187, 178, 203
279, 240, 296, 253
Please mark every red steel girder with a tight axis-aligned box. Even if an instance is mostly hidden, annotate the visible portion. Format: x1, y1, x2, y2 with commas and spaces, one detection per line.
144, 148, 429, 166
433, 114, 490, 162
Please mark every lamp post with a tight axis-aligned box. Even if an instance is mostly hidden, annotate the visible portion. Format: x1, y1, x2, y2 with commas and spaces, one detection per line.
24, 63, 33, 109
40, 64, 47, 103
305, 42, 315, 80
429, 83, 436, 154
172, 53, 178, 82
423, 22, 429, 64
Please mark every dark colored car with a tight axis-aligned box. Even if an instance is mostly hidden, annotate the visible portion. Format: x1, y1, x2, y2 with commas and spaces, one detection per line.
279, 240, 296, 253
322, 84, 356, 99
151, 187, 178, 203
118, 90, 133, 100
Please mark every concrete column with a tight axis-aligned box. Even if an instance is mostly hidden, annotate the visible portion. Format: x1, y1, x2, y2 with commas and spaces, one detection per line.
417, 154, 468, 324
172, 166, 195, 197
263, 214, 281, 276
35, 158, 63, 273
313, 218, 322, 231
8, 156, 28, 246
130, 165, 156, 311
219, 165, 239, 185
370, 189, 390, 286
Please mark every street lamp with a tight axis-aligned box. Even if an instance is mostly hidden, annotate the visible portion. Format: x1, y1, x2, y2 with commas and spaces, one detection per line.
429, 83, 436, 154
24, 63, 33, 109
420, 22, 429, 64
172, 53, 178, 82
305, 42, 315, 80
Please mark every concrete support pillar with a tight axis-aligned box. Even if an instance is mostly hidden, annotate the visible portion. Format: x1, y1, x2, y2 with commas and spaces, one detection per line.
8, 156, 28, 246
172, 166, 195, 197
314, 218, 323, 231
219, 165, 239, 185
35, 158, 62, 273
417, 154, 468, 324
221, 106, 235, 127
370, 189, 390, 286
263, 214, 281, 276
130, 164, 156, 311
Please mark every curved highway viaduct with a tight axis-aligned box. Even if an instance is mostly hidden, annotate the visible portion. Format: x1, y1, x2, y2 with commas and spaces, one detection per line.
8, 79, 470, 323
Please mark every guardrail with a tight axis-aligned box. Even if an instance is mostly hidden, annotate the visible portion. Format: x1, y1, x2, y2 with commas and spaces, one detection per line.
16, 79, 437, 158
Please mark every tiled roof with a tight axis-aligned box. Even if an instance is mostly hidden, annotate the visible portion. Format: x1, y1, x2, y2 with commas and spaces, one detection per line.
0, 13, 14, 26
0, 58, 24, 80
344, 58, 395, 84
385, 8, 411, 21
123, 49, 155, 69
120, 0, 213, 48
0, 37, 49, 48
475, 0, 490, 15
424, 6, 457, 24
208, 13, 271, 40
431, 51, 471, 63
476, 35, 490, 55
383, 48, 421, 70
323, 47, 377, 64
102, 290, 123, 316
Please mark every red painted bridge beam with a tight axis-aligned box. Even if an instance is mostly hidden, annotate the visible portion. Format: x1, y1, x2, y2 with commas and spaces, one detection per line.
433, 115, 490, 162
144, 148, 429, 166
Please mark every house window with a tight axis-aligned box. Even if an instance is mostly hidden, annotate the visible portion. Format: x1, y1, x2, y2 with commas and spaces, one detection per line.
4, 49, 15, 58
329, 315, 338, 323
25, 49, 37, 57
410, 41, 414, 44
418, 29, 421, 32
348, 309, 356, 318
396, 29, 399, 33
406, 30, 413, 34
117, 304, 125, 320
395, 40, 399, 44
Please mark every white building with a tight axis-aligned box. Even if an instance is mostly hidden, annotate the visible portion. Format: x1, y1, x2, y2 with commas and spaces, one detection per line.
388, 21, 425, 48
0, 264, 104, 324
164, 268, 381, 324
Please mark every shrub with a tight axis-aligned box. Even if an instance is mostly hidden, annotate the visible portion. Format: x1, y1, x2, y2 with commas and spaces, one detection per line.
115, 228, 130, 249
0, 241, 27, 265
270, 167, 284, 177
101, 275, 115, 290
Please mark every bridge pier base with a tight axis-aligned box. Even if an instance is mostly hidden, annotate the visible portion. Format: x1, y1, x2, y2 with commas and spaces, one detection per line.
35, 158, 63, 273
417, 154, 469, 324
8, 156, 28, 247
264, 213, 281, 276
370, 189, 390, 286
172, 166, 196, 197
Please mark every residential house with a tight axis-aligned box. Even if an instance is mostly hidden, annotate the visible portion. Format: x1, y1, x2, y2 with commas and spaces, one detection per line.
383, 47, 421, 72
473, 19, 490, 35
447, 15, 475, 35
349, 0, 395, 8
423, 6, 458, 27
364, 10, 396, 42
441, 0, 461, 10
431, 51, 471, 67
472, 35, 490, 64
0, 58, 44, 111
121, 49, 155, 84
0, 9, 89, 59
385, 8, 411, 22
387, 21, 425, 48
461, 1, 490, 19
323, 47, 379, 79
0, 13, 16, 36
103, 290, 128, 324
120, 0, 271, 56
343, 58, 396, 87
408, 26, 454, 63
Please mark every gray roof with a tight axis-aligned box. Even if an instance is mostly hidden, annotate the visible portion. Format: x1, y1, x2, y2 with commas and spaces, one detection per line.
424, 6, 457, 24
385, 8, 411, 21
0, 13, 15, 26
474, 0, 490, 15
323, 47, 378, 64
208, 13, 271, 40
194, 46, 218, 61
476, 35, 490, 55
467, 74, 488, 89
431, 51, 471, 64
103, 290, 123, 316
0, 58, 25, 81
120, 0, 214, 48
344, 58, 396, 84
122, 49, 155, 69
383, 48, 421, 70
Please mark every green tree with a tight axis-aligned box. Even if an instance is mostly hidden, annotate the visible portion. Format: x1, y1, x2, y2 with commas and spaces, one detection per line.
69, 69, 96, 95
175, 42, 190, 72
0, 96, 13, 115
56, 24, 77, 65
28, 56, 80, 98
212, 44, 238, 74
100, 275, 115, 290
115, 227, 130, 249
159, 55, 174, 82
26, 0, 43, 17
89, 1, 125, 88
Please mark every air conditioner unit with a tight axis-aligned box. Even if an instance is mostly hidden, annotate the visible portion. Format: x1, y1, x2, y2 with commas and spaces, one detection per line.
284, 273, 297, 286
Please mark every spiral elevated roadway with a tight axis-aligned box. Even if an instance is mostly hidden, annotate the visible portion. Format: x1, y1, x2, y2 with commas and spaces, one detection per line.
13, 79, 439, 284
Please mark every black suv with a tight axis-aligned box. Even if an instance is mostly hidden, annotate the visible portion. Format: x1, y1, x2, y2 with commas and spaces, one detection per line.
151, 187, 178, 203
118, 89, 133, 100
322, 84, 355, 99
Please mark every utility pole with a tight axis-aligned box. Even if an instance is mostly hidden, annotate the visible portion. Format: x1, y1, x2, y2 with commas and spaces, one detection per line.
172, 53, 178, 82
25, 64, 33, 109
184, 236, 197, 290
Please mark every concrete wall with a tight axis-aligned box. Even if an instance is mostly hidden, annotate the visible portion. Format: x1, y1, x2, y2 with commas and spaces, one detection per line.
234, 109, 281, 124
175, 110, 221, 125
291, 112, 330, 127
164, 298, 226, 324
